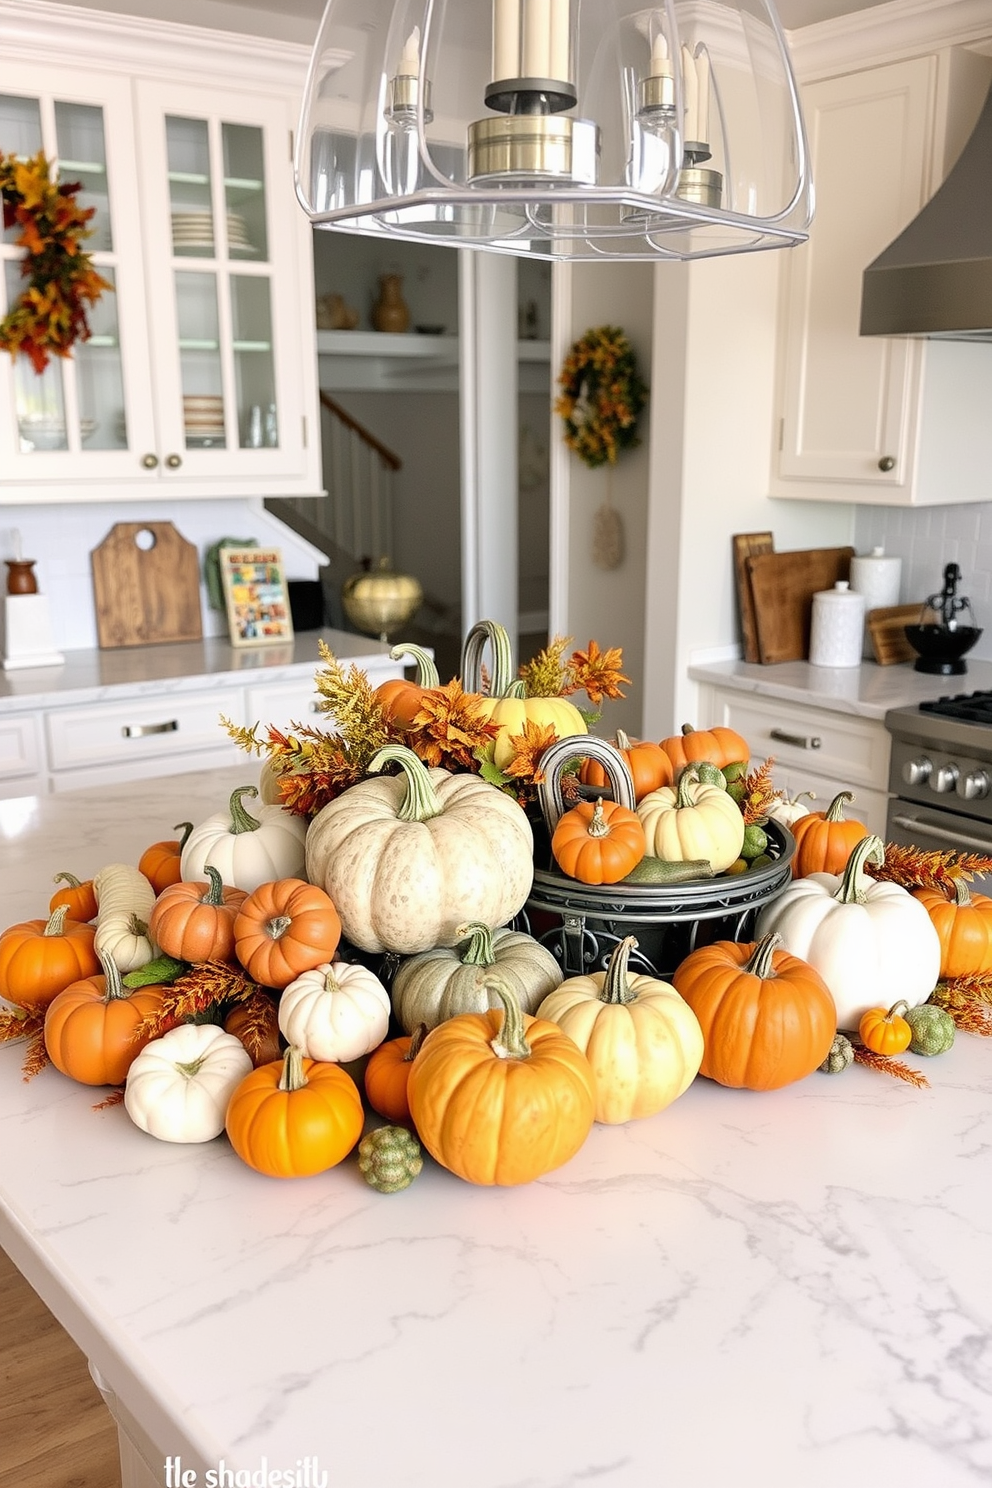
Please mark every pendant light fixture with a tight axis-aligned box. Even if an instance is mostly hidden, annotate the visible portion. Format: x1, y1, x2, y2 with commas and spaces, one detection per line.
295, 0, 812, 261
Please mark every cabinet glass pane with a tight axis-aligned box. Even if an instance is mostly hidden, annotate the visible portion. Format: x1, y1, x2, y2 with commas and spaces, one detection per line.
223, 123, 267, 261
166, 115, 214, 257
54, 102, 112, 253
74, 267, 125, 450
231, 275, 276, 447
176, 269, 225, 447
0, 94, 43, 247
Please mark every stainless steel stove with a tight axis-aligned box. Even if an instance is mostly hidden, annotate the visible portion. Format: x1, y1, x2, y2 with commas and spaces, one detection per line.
885, 691, 992, 861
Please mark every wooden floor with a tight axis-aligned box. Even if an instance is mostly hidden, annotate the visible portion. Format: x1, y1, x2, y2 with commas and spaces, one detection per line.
0, 1245, 121, 1488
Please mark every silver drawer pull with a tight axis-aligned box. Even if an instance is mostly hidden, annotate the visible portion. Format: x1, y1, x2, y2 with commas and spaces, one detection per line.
769, 728, 822, 750
121, 720, 179, 739
890, 813, 992, 854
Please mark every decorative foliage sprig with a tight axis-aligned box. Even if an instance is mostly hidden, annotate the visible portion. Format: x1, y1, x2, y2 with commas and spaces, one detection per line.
866, 844, 992, 892
555, 325, 648, 469
0, 151, 111, 372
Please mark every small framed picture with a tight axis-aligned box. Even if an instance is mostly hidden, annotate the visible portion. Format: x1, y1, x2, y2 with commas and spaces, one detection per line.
219, 547, 295, 648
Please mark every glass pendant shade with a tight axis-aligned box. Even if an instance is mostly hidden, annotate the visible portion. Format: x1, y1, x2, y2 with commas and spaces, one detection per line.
295, 0, 812, 260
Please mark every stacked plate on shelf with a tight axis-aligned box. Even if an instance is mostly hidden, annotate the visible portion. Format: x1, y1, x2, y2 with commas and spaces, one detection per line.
183, 394, 225, 443
170, 210, 253, 254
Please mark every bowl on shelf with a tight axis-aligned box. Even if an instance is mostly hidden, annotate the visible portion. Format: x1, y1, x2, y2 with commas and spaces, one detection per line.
18, 414, 66, 450
904, 623, 982, 674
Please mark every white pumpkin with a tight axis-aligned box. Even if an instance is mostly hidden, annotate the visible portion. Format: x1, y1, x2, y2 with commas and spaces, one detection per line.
305, 744, 534, 954
93, 862, 158, 973
764, 790, 815, 828
391, 921, 563, 1033
637, 767, 745, 874
181, 784, 307, 894
755, 834, 941, 1029
124, 1024, 252, 1143
278, 960, 391, 1062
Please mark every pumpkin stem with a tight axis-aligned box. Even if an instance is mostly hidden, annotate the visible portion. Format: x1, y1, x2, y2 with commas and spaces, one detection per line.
680, 724, 696, 736
367, 744, 443, 823
44, 904, 70, 936
227, 786, 262, 835
201, 864, 226, 906
174, 1055, 208, 1078
278, 1045, 308, 1092
483, 976, 532, 1060
886, 1000, 910, 1020
405, 1023, 428, 1062
462, 619, 514, 698
950, 874, 972, 906
833, 834, 886, 904
586, 798, 611, 839
742, 932, 783, 980
505, 679, 528, 699
174, 822, 194, 850
127, 912, 150, 939
615, 729, 632, 751
52, 871, 84, 890
824, 790, 855, 822
98, 951, 130, 1002
265, 915, 293, 941
676, 763, 702, 808
456, 922, 496, 967
388, 642, 440, 688
602, 936, 639, 1004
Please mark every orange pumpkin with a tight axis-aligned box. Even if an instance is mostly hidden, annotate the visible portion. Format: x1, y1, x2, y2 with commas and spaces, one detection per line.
0, 905, 100, 1012
552, 797, 646, 885
363, 1024, 427, 1125
671, 932, 837, 1091
234, 878, 342, 989
579, 729, 673, 802
149, 864, 248, 964
912, 877, 992, 979
43, 951, 166, 1086
224, 991, 283, 1067
49, 872, 98, 924
858, 1000, 912, 1056
406, 980, 596, 1186
790, 791, 868, 878
374, 643, 441, 729
138, 823, 194, 895
659, 723, 749, 774
225, 1045, 364, 1178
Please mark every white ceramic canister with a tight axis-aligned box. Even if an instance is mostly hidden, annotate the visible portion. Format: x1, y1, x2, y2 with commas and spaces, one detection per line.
849, 546, 902, 657
809, 581, 865, 668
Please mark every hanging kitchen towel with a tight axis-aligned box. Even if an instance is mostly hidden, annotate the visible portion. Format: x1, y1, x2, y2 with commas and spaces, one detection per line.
204, 537, 258, 611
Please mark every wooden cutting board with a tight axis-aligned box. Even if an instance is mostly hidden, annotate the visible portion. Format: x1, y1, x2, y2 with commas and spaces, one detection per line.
867, 603, 924, 665
745, 546, 855, 664
91, 522, 203, 649
732, 532, 774, 664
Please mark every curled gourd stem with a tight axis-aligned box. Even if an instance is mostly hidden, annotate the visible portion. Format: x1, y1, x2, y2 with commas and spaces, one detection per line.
834, 834, 886, 905
601, 936, 639, 1004
505, 679, 527, 700
586, 799, 611, 839
823, 790, 855, 822
44, 904, 70, 937
174, 822, 194, 849
676, 763, 703, 807
456, 922, 497, 968
743, 932, 784, 980
461, 619, 514, 698
388, 643, 440, 688
228, 786, 262, 835
278, 1045, 308, 1092
201, 864, 227, 906
482, 976, 532, 1061
52, 871, 84, 889
367, 744, 443, 823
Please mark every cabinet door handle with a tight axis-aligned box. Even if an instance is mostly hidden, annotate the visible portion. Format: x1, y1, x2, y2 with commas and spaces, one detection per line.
878, 455, 895, 472
141, 453, 159, 469
165, 453, 183, 469
769, 728, 822, 749
121, 719, 179, 739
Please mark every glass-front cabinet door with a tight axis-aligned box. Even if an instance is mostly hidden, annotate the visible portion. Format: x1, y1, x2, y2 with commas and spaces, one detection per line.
0, 64, 317, 499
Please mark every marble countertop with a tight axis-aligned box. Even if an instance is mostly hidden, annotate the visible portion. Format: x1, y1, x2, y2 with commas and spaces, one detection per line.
0, 628, 396, 712
689, 656, 992, 721
1, 766, 990, 1486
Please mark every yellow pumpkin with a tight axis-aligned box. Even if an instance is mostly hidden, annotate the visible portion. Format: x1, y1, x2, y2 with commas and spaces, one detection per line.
637, 764, 744, 873
462, 619, 586, 770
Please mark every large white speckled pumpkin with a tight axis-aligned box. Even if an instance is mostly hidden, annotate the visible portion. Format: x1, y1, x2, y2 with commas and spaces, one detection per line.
305, 745, 534, 955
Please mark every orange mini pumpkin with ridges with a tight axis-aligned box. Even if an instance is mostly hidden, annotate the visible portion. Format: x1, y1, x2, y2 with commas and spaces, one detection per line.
790, 790, 869, 878
912, 876, 992, 978
659, 722, 749, 774
363, 1024, 427, 1125
579, 729, 673, 802
234, 878, 342, 989
138, 823, 194, 895
225, 1046, 363, 1178
149, 864, 248, 965
374, 644, 441, 728
44, 951, 166, 1086
552, 797, 646, 885
0, 905, 100, 1012
49, 871, 98, 924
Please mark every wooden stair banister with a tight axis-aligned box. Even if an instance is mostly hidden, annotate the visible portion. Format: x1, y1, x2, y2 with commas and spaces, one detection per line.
319, 391, 402, 471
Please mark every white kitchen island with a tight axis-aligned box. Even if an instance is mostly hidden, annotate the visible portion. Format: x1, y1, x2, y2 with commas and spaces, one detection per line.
1, 764, 990, 1488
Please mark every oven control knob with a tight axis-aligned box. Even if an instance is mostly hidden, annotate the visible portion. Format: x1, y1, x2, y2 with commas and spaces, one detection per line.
931, 763, 960, 794
957, 769, 991, 802
902, 756, 932, 786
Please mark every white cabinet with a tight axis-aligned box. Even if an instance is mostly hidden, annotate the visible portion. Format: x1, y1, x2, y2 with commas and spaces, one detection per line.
771, 49, 992, 506
697, 684, 891, 837
0, 13, 321, 503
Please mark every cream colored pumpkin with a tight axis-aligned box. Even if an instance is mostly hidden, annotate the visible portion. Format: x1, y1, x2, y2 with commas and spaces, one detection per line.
181, 785, 307, 894
305, 744, 534, 954
277, 960, 391, 1063
391, 921, 563, 1033
755, 834, 941, 1029
536, 936, 703, 1124
124, 1024, 252, 1143
637, 766, 744, 873
93, 862, 158, 974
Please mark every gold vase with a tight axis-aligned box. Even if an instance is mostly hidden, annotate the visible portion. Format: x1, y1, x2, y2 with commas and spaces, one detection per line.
371, 273, 410, 334
342, 557, 422, 642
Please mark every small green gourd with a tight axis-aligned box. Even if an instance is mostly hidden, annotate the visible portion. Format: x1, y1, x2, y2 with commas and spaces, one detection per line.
903, 1003, 955, 1057
819, 1032, 854, 1074
622, 856, 713, 885
358, 1125, 424, 1193
694, 762, 727, 790
740, 823, 769, 861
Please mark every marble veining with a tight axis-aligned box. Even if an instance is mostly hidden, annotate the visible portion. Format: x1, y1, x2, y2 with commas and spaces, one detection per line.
689, 657, 992, 720
0, 767, 990, 1487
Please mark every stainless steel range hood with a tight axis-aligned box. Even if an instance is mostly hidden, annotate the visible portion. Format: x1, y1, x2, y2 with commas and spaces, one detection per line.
860, 81, 992, 341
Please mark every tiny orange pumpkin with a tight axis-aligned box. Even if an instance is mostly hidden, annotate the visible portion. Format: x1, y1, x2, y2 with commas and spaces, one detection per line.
49, 871, 98, 924
0, 905, 100, 1012
363, 1024, 428, 1125
790, 791, 869, 878
579, 729, 674, 802
234, 878, 342, 989
912, 876, 992, 979
659, 723, 749, 774
552, 797, 646, 885
225, 1045, 364, 1178
138, 823, 194, 895
858, 1000, 913, 1056
43, 951, 166, 1086
148, 864, 248, 964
